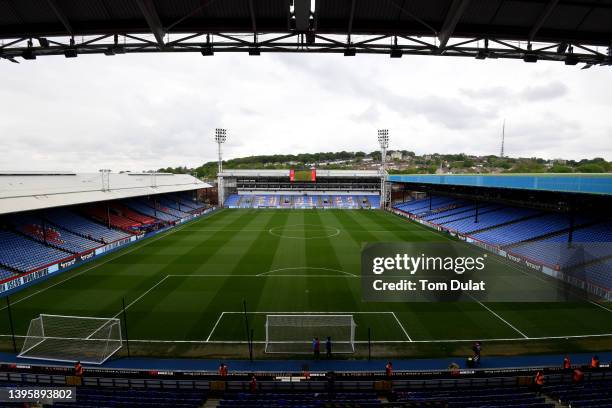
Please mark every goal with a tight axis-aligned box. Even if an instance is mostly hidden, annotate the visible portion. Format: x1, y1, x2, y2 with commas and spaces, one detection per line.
265, 314, 356, 354
18, 314, 122, 365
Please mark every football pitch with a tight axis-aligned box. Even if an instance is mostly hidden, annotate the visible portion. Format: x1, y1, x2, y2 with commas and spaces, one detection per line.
1, 209, 611, 359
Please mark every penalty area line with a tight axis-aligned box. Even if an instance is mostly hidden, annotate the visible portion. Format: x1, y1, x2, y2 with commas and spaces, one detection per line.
391, 312, 413, 342
112, 276, 170, 319
468, 294, 529, 339
206, 312, 226, 342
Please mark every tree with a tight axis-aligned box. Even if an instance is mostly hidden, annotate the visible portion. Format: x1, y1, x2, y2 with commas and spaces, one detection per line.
576, 163, 605, 173
548, 164, 573, 173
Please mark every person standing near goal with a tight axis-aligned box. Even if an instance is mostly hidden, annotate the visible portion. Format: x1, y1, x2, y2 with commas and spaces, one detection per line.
313, 337, 321, 359
326, 336, 332, 359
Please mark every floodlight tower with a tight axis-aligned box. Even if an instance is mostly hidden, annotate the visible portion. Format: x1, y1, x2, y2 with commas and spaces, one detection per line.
378, 129, 390, 209
215, 128, 227, 206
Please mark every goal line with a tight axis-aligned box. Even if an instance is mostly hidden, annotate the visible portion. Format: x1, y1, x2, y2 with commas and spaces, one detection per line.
205, 311, 412, 345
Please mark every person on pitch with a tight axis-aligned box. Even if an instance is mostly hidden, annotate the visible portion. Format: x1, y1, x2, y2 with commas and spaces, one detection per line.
313, 337, 321, 359
326, 336, 332, 359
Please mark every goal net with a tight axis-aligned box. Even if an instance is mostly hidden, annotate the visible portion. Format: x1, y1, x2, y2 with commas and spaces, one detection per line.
18, 314, 122, 365
265, 314, 356, 354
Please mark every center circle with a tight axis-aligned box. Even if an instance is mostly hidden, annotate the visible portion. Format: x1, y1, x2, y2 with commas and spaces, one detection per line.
268, 223, 340, 239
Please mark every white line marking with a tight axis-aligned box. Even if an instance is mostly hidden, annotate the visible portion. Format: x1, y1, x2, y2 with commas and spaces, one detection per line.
3, 332, 612, 344
268, 224, 341, 240
468, 294, 529, 339
222, 311, 394, 314
391, 312, 412, 342
257, 267, 357, 277
111, 276, 170, 318
589, 300, 612, 313
169, 274, 357, 278
206, 312, 226, 342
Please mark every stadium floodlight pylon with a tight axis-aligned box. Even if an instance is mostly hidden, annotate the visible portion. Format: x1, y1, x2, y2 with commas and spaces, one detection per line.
215, 128, 227, 206
265, 314, 356, 354
18, 314, 122, 365
378, 129, 389, 209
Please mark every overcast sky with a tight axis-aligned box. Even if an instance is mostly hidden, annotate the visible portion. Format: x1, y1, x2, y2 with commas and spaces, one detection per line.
1, 51, 611, 172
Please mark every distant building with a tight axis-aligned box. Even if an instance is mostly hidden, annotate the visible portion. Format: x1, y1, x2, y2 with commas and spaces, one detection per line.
389, 151, 403, 161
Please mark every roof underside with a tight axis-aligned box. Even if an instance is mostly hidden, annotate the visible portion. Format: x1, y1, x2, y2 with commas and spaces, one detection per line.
0, 0, 610, 43
1, 0, 610, 65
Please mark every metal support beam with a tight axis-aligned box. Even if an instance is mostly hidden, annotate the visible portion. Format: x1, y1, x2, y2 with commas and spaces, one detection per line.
45, 0, 73, 36
529, 0, 560, 42
347, 0, 356, 42
2, 32, 609, 67
438, 0, 470, 49
135, 0, 165, 47
248, 0, 257, 34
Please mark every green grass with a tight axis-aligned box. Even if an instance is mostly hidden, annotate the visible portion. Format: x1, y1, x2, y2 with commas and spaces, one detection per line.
1, 209, 611, 358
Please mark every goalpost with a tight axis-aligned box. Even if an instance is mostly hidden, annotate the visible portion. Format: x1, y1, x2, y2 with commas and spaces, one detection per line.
265, 314, 356, 354
18, 314, 122, 365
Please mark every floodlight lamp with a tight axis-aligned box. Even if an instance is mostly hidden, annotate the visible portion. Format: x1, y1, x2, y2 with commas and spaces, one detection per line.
390, 48, 402, 58
564, 55, 579, 65
215, 128, 227, 144
475, 49, 487, 59
64, 48, 78, 58
523, 54, 538, 63
377, 129, 389, 148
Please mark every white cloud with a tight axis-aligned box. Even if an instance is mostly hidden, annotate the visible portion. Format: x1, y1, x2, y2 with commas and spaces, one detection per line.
0, 52, 610, 173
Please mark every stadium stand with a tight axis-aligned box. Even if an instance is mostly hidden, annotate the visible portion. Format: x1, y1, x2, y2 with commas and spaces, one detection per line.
158, 196, 194, 216
393, 194, 612, 291
0, 230, 71, 273
124, 199, 178, 223
173, 194, 206, 211
543, 380, 612, 408
224, 194, 240, 208
43, 386, 207, 408
394, 196, 459, 215
141, 197, 190, 219
426, 204, 502, 226
9, 212, 101, 254
581, 259, 612, 294
0, 265, 18, 281
500, 222, 612, 272
109, 203, 158, 226
225, 194, 380, 209
471, 213, 587, 246
44, 208, 132, 243
423, 202, 479, 221
81, 204, 142, 232
439, 207, 540, 234
394, 386, 553, 408
219, 392, 381, 407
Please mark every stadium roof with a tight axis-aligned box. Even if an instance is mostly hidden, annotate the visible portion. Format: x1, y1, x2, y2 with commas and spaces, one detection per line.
1, 0, 610, 66
0, 172, 210, 215
388, 173, 612, 196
